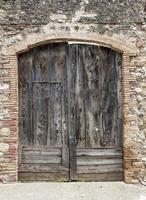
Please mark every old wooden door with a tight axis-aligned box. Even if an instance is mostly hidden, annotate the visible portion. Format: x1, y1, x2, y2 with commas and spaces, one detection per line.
18, 43, 123, 181
18, 43, 69, 181
68, 44, 123, 181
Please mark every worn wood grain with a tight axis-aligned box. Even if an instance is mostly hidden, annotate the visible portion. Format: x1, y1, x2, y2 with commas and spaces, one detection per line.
22, 155, 61, 164
77, 164, 123, 174
76, 148, 122, 157
23, 146, 61, 155
67, 45, 77, 180
77, 157, 122, 166
74, 45, 86, 148
18, 172, 69, 182
19, 164, 69, 172
99, 47, 122, 147
83, 45, 100, 148
76, 173, 123, 181
18, 43, 69, 181
18, 43, 123, 182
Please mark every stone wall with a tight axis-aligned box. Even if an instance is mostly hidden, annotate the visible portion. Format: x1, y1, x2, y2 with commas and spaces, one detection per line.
0, 0, 146, 183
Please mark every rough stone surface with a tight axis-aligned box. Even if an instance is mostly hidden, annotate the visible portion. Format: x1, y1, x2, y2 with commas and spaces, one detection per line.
0, 0, 146, 184
0, 128, 10, 137
0, 0, 145, 28
0, 143, 9, 154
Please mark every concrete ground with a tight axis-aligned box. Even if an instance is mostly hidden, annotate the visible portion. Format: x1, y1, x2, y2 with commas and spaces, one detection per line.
0, 182, 146, 200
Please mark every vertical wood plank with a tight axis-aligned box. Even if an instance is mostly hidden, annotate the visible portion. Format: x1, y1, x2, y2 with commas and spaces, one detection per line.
47, 84, 51, 146
83, 45, 100, 148
50, 83, 62, 146
99, 47, 122, 147
32, 83, 49, 146
67, 44, 77, 180
75, 45, 86, 148
18, 53, 33, 146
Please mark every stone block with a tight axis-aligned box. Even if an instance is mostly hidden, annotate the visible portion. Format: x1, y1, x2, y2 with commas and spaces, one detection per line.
0, 143, 9, 153
0, 69, 9, 77
0, 83, 9, 91
0, 128, 10, 136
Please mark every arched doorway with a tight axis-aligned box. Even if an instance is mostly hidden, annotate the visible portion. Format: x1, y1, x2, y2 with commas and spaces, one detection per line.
18, 42, 123, 181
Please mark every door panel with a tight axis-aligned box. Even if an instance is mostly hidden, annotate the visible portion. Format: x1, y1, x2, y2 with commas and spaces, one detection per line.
18, 42, 123, 182
68, 44, 123, 181
18, 43, 69, 181
32, 82, 62, 146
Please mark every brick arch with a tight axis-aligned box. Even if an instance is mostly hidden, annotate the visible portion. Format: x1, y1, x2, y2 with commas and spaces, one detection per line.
4, 32, 142, 183
7, 33, 137, 55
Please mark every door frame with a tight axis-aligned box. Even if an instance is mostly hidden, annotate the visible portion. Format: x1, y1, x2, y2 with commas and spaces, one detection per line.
4, 33, 140, 183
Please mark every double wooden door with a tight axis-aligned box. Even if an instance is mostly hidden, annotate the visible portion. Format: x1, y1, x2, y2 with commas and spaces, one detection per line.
18, 43, 123, 181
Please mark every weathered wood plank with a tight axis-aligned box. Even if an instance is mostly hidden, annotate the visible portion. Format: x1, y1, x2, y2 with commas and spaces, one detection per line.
67, 45, 77, 180
76, 148, 122, 157
32, 83, 49, 146
99, 47, 122, 147
19, 164, 69, 172
23, 145, 61, 151
76, 172, 124, 181
18, 172, 69, 182
77, 157, 122, 166
19, 83, 31, 145
22, 146, 62, 164
74, 45, 86, 148
83, 45, 101, 148
22, 155, 61, 164
62, 146, 69, 166
50, 83, 62, 146
77, 164, 123, 174
23, 147, 61, 156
